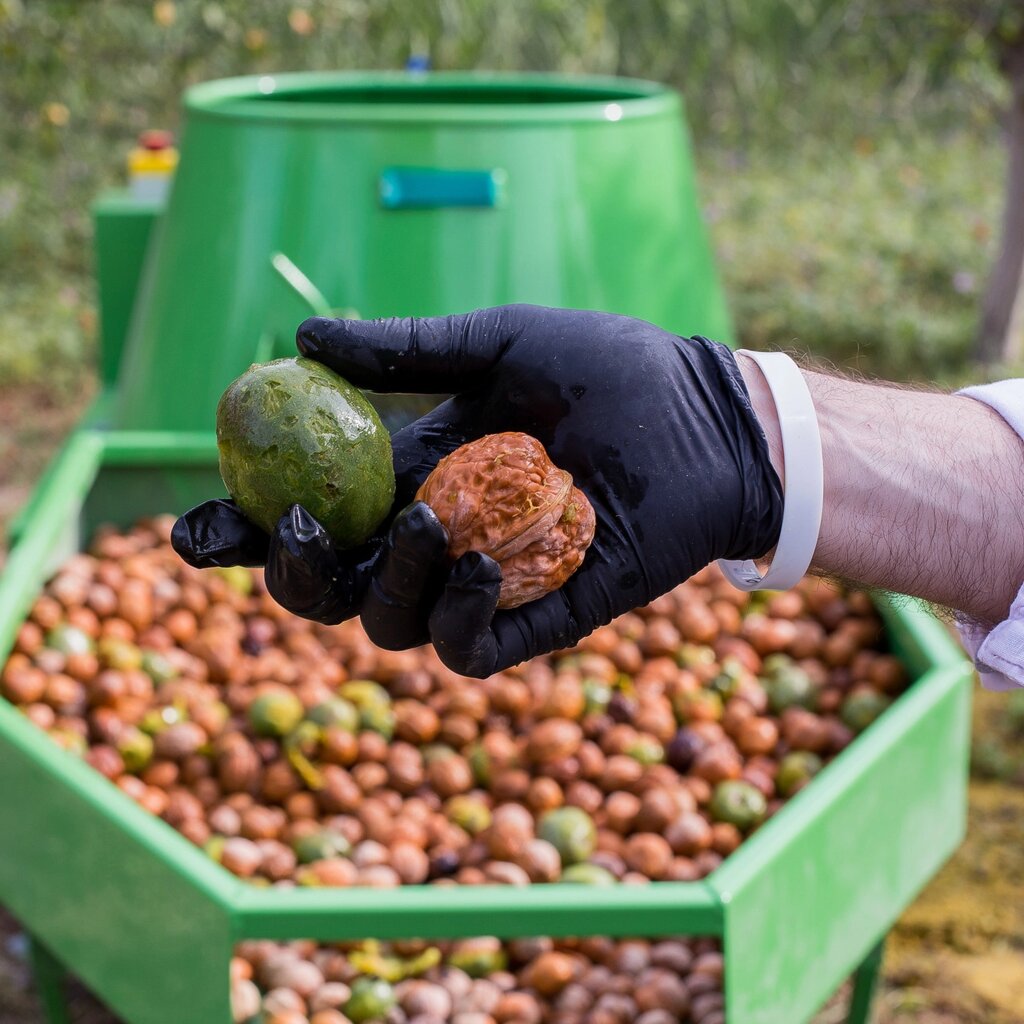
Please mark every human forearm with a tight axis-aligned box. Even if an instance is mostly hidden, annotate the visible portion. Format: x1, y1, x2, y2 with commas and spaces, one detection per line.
738, 356, 1024, 625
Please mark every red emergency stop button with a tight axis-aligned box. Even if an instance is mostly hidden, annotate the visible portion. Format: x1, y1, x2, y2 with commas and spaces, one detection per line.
139, 129, 175, 151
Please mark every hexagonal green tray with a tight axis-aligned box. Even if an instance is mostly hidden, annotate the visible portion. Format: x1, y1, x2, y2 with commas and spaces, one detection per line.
0, 431, 973, 1024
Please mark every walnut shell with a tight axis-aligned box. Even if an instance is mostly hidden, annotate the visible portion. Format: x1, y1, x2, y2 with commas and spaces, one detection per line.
415, 433, 596, 609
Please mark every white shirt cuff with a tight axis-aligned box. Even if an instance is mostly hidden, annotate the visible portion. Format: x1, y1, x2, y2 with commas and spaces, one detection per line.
955, 380, 1024, 690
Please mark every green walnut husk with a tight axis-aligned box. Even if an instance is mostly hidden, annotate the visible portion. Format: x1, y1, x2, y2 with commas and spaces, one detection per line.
538, 806, 597, 866
248, 691, 304, 737
284, 721, 326, 789
214, 565, 253, 596
340, 680, 392, 708
559, 863, 618, 885
348, 941, 441, 983
841, 690, 892, 733
447, 939, 508, 978
357, 702, 395, 739
292, 827, 352, 864
445, 795, 492, 835
344, 976, 398, 1022
677, 643, 716, 669
140, 704, 185, 735
709, 780, 768, 832
582, 678, 612, 716
709, 658, 746, 700
307, 697, 360, 732
140, 649, 177, 684
776, 751, 824, 797
117, 727, 154, 772
46, 624, 94, 656
626, 736, 665, 765
763, 655, 817, 713
97, 637, 141, 670
216, 357, 395, 548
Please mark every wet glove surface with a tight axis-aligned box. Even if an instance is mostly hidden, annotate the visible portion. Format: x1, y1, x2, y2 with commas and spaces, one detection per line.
172, 305, 783, 676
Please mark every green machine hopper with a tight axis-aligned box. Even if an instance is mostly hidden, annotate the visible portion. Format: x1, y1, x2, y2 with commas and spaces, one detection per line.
0, 72, 972, 1024
105, 70, 732, 432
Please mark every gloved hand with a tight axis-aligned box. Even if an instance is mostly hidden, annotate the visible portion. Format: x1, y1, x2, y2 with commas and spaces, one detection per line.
172, 305, 783, 676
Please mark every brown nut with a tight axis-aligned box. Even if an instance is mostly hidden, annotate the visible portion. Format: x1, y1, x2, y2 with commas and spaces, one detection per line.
493, 991, 543, 1024
521, 951, 581, 997
526, 719, 583, 764
415, 433, 596, 609
515, 838, 562, 883
735, 716, 780, 758
622, 833, 673, 879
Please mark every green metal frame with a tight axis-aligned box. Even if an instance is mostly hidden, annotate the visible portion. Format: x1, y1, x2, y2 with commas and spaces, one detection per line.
0, 432, 972, 1024
91, 192, 163, 390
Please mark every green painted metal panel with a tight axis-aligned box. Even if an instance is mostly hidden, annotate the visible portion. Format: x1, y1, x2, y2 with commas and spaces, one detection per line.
0, 433, 242, 1024
92, 192, 163, 387
708, 595, 973, 1023
114, 71, 732, 431
28, 939, 72, 1024
0, 433, 103, 653
235, 880, 723, 943
0, 700, 238, 1024
0, 433, 974, 1023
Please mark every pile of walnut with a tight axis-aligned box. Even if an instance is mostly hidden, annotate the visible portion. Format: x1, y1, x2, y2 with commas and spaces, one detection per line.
3, 515, 904, 895
232, 936, 722, 1024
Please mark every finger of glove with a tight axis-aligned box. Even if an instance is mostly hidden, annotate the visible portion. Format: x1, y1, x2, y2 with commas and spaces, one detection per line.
361, 502, 451, 651
428, 558, 618, 678
295, 306, 522, 394
171, 499, 270, 568
264, 505, 374, 624
427, 552, 504, 677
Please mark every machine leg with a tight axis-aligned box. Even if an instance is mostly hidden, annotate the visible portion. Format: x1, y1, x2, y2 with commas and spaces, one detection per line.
847, 936, 886, 1024
28, 935, 72, 1024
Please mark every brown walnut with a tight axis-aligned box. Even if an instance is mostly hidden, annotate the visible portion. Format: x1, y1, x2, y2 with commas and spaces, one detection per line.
415, 432, 596, 609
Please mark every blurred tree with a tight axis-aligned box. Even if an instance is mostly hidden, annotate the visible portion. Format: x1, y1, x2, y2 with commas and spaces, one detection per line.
0, 0, 1012, 382
905, 0, 1024, 363
977, 11, 1024, 363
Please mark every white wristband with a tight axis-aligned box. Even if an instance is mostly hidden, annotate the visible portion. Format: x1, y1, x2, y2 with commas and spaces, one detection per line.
717, 350, 823, 591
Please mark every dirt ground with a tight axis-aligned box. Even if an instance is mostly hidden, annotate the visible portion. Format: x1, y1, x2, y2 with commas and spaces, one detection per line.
0, 384, 1021, 1024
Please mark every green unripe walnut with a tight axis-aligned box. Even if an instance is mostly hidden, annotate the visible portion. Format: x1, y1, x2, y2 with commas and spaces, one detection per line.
248, 691, 304, 737
307, 697, 360, 732
216, 357, 395, 547
559, 863, 618, 885
538, 806, 597, 866
345, 977, 397, 1022
776, 751, 823, 797
709, 780, 768, 832
291, 827, 352, 864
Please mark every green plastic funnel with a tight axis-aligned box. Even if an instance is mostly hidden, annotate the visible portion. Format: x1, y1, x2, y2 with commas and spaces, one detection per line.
114, 71, 731, 431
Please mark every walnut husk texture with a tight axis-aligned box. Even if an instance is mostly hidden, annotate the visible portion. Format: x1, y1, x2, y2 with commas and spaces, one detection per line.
415, 433, 596, 609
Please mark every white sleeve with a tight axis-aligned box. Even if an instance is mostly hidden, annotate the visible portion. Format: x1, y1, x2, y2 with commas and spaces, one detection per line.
954, 379, 1024, 690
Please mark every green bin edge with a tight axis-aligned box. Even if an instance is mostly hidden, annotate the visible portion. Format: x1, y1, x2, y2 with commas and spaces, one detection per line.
0, 430, 973, 1024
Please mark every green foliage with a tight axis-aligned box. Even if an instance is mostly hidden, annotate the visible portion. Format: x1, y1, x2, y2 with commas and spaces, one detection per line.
0, 0, 1013, 389
704, 130, 1004, 382
0, 277, 96, 394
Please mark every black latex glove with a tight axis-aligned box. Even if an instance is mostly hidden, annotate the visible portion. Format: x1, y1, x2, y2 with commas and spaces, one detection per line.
172, 305, 783, 677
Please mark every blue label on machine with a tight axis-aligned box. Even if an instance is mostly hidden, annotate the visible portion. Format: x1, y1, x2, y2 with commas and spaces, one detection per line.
379, 167, 506, 209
